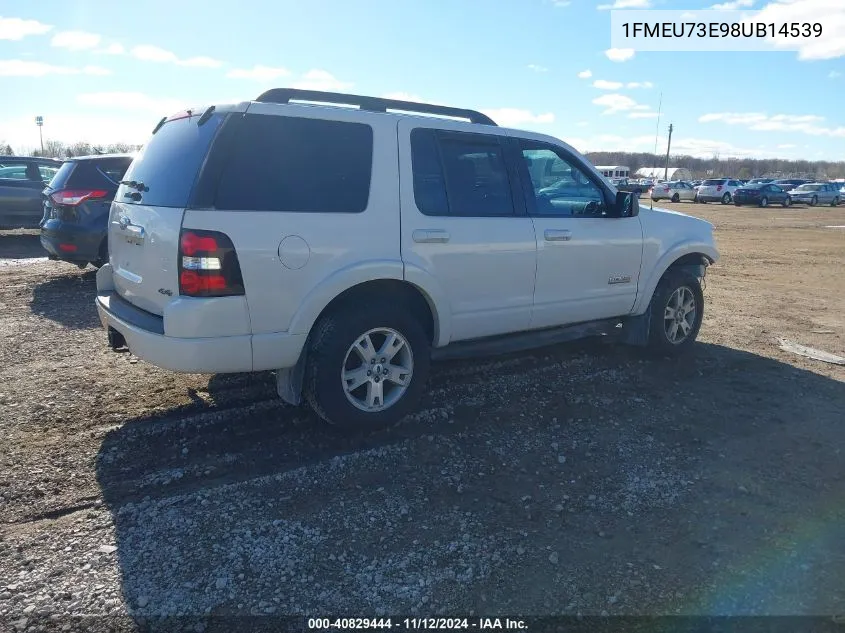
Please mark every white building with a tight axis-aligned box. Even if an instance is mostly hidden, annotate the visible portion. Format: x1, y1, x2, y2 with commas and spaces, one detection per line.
595, 165, 630, 178
635, 167, 692, 181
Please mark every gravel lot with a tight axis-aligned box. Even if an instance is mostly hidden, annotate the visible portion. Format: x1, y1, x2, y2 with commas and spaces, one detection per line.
1, 203, 844, 627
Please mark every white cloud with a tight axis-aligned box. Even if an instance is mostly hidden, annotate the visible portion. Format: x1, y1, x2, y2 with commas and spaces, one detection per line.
592, 93, 646, 114
699, 111, 845, 138
747, 0, 845, 60
552, 0, 571, 6
577, 69, 593, 78
577, 121, 589, 127
130, 45, 223, 68
0, 113, 153, 151
598, 0, 651, 9
605, 48, 635, 62
0, 59, 110, 77
710, 0, 753, 9
50, 30, 101, 51
830, 70, 843, 78
777, 143, 797, 148
225, 64, 290, 81
480, 108, 555, 126
567, 133, 787, 159
75, 92, 189, 114
626, 81, 654, 88
0, 16, 52, 40
97, 43, 125, 55
593, 79, 624, 89
528, 64, 549, 72
628, 112, 659, 119
292, 69, 353, 91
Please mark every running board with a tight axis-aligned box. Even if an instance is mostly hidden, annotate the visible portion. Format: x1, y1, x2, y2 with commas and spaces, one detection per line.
430, 318, 625, 362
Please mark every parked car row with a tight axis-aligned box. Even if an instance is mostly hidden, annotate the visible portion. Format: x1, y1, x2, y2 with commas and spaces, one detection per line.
648, 177, 842, 207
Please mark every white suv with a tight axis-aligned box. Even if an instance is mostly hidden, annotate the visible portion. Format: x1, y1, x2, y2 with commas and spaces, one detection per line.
696, 178, 742, 204
96, 89, 719, 430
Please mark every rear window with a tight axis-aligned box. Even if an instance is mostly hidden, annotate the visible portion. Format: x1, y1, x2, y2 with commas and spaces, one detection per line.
213, 114, 373, 213
703, 179, 724, 185
97, 157, 133, 184
117, 112, 226, 207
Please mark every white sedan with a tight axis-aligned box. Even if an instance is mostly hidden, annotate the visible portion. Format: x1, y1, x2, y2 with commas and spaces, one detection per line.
649, 181, 698, 202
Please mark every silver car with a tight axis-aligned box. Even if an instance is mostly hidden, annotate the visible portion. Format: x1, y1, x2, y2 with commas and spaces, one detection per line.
787, 182, 841, 207
650, 180, 698, 202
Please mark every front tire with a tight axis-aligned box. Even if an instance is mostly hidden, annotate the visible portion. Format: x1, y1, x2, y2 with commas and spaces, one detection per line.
831, 197, 839, 207
647, 270, 704, 356
671, 193, 680, 203
810, 195, 818, 206
721, 193, 731, 204
304, 301, 430, 431
783, 196, 791, 208
760, 196, 768, 208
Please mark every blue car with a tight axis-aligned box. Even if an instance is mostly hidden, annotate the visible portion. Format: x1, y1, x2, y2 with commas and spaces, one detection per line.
39, 154, 133, 268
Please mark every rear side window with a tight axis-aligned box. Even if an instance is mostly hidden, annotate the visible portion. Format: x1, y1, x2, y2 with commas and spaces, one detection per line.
117, 113, 226, 207
48, 162, 77, 190
213, 114, 373, 213
410, 128, 514, 217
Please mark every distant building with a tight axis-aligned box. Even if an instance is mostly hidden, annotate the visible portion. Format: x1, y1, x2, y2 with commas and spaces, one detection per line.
636, 167, 692, 181
595, 165, 631, 178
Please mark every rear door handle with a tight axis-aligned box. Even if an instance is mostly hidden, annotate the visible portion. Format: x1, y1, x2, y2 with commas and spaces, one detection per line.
544, 229, 572, 242
413, 229, 450, 243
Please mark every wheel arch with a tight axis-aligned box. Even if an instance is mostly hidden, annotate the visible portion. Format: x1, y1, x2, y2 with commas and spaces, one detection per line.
633, 247, 717, 315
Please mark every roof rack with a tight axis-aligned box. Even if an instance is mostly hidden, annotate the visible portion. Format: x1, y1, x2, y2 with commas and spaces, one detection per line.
254, 88, 497, 126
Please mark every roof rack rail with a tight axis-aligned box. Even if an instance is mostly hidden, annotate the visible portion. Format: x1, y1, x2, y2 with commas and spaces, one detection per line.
254, 88, 497, 126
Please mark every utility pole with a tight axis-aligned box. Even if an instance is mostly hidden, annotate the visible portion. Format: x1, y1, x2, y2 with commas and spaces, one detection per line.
35, 116, 44, 155
664, 123, 673, 181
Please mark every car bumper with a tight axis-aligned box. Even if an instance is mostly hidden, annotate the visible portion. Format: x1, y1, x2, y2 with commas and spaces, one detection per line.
732, 196, 762, 204
95, 264, 306, 374
40, 222, 104, 262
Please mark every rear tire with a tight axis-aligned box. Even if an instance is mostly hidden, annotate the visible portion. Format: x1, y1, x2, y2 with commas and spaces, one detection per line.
782, 197, 791, 208
760, 196, 768, 208
92, 239, 108, 269
721, 193, 731, 204
831, 197, 839, 207
304, 300, 430, 431
671, 193, 680, 203
646, 270, 704, 356
810, 195, 818, 206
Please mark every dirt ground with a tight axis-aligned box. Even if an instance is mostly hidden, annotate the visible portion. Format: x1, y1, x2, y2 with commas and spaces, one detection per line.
1, 202, 844, 627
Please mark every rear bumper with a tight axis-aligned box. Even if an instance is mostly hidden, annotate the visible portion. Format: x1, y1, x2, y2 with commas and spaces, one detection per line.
40, 223, 104, 262
95, 264, 306, 373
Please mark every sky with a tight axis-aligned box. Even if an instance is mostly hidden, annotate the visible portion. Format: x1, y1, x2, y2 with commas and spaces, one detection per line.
1, 0, 843, 161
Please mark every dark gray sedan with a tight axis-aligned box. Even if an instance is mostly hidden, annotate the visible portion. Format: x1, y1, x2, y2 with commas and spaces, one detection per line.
0, 157, 63, 229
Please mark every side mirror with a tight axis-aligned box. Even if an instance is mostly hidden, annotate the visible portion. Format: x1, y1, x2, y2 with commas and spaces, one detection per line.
615, 191, 638, 217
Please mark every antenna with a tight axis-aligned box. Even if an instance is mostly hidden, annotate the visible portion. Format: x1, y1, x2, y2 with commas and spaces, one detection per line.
651, 92, 662, 210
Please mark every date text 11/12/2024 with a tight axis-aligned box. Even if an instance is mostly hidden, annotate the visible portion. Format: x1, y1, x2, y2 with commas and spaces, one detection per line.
307, 618, 528, 630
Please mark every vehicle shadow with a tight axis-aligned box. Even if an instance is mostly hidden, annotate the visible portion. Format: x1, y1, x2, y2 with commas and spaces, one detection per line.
29, 268, 100, 329
95, 340, 845, 618
0, 232, 45, 260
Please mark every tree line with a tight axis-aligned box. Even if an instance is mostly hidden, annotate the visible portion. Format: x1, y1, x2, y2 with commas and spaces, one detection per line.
584, 151, 845, 180
0, 140, 142, 158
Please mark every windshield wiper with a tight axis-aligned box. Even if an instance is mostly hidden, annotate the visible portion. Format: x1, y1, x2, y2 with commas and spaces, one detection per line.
119, 180, 148, 192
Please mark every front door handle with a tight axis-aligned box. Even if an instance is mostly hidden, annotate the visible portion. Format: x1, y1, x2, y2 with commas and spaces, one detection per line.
413, 229, 450, 243
544, 229, 572, 242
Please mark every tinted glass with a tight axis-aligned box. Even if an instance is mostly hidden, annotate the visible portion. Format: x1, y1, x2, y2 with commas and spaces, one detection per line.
214, 114, 373, 213
117, 112, 226, 207
409, 129, 514, 217
520, 143, 607, 217
0, 165, 28, 180
410, 128, 449, 216
47, 162, 76, 190
97, 157, 133, 184
38, 165, 58, 181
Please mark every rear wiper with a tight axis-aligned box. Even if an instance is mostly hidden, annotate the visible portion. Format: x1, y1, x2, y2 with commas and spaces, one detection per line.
119, 180, 148, 192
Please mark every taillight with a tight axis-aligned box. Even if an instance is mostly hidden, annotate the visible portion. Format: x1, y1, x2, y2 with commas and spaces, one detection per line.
50, 190, 108, 206
178, 229, 244, 298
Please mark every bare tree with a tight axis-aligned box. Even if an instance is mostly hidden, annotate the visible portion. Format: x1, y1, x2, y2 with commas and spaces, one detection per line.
42, 139, 67, 159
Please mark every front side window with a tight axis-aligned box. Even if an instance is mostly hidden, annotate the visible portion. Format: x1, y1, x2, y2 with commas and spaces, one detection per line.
519, 143, 607, 217
410, 128, 514, 217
